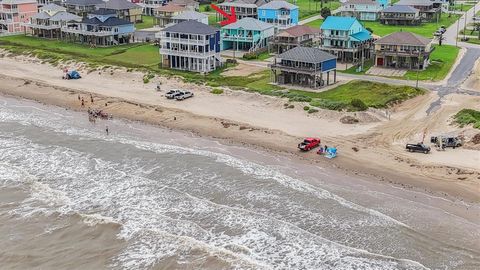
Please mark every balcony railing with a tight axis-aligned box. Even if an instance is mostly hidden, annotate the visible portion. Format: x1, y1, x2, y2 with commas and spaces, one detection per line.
24, 23, 60, 30
159, 36, 208, 45
160, 48, 216, 58
0, 18, 13, 24
222, 35, 254, 42
61, 27, 115, 36
270, 63, 322, 74
1, 8, 19, 13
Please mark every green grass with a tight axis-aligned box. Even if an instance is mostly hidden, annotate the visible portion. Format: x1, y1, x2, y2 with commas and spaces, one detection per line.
135, 15, 155, 30
454, 109, 480, 129
306, 15, 460, 37
208, 14, 220, 28
0, 35, 425, 111
305, 80, 426, 110
294, 0, 340, 19
362, 14, 461, 37
306, 18, 324, 28
452, 4, 474, 12
342, 59, 374, 74
404, 45, 459, 81
104, 44, 160, 66
466, 37, 480, 44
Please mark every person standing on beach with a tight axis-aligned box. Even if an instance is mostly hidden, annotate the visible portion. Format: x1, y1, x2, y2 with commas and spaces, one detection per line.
105, 126, 109, 135
81, 98, 85, 107
90, 94, 94, 104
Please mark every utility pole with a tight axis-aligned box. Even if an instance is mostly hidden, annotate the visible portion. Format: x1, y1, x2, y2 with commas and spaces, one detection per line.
416, 52, 420, 89
456, 18, 460, 46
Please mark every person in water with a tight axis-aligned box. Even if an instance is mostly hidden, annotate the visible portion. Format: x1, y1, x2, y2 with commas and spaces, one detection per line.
105, 126, 109, 135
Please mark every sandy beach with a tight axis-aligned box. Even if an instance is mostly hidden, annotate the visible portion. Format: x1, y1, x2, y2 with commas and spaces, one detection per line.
0, 52, 479, 202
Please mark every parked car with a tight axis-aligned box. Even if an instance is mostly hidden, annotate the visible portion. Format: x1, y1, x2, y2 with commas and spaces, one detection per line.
165, 89, 181, 99
430, 136, 463, 148
298, 138, 321, 151
175, 91, 194, 100
406, 143, 430, 154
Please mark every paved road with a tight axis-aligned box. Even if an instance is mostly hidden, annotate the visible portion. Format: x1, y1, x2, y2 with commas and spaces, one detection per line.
444, 2, 480, 46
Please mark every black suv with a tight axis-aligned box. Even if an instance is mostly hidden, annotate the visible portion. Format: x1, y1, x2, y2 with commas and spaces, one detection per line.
406, 143, 430, 154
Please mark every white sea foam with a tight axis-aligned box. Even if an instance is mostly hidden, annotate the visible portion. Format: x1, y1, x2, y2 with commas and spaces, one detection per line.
0, 99, 459, 270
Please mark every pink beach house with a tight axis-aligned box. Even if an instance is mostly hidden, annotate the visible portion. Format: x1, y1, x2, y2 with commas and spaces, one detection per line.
0, 0, 37, 35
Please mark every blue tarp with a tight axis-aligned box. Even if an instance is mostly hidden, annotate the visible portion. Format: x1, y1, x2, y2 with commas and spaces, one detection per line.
325, 147, 337, 159
67, 70, 81, 79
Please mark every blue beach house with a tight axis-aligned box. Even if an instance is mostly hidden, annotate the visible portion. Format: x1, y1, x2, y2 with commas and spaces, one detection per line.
62, 8, 135, 46
319, 16, 373, 63
340, 0, 391, 21
257, 1, 299, 30
221, 17, 275, 52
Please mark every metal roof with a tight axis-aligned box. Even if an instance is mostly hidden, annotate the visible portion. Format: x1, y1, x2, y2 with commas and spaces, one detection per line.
350, 30, 372, 41
222, 17, 274, 31
40, 3, 67, 11
31, 12, 51, 20
343, 0, 380, 5
396, 0, 435, 6
374, 31, 431, 46
276, 25, 320, 37
277, 47, 336, 63
50, 11, 82, 22
172, 10, 208, 20
382, 5, 419, 13
104, 0, 141, 10
320, 16, 358, 31
81, 16, 133, 26
63, 0, 104, 6
259, 1, 298, 10
162, 20, 218, 35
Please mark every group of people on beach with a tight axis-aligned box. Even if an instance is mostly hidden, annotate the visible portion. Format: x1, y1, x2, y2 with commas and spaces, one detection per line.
77, 94, 110, 135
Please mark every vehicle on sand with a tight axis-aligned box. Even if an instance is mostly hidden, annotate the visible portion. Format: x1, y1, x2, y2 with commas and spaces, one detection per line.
298, 138, 321, 151
406, 143, 430, 154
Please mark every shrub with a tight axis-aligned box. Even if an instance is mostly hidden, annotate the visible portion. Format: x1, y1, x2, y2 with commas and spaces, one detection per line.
204, 5, 211, 12
303, 106, 310, 111
242, 52, 258, 60
321, 7, 331, 19
308, 108, 319, 114
350, 98, 368, 111
310, 99, 347, 111
454, 109, 480, 129
211, 88, 224, 94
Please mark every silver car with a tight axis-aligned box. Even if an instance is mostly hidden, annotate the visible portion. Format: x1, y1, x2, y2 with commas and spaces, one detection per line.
165, 89, 181, 99
175, 91, 194, 100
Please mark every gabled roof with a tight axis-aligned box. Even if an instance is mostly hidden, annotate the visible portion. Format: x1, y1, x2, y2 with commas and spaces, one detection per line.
31, 12, 51, 20
155, 4, 186, 12
0, 0, 36, 4
40, 3, 67, 12
50, 11, 82, 22
396, 0, 434, 6
321, 16, 358, 31
162, 20, 218, 35
222, 17, 274, 31
218, 0, 268, 8
382, 5, 419, 13
172, 10, 208, 20
343, 0, 380, 5
259, 1, 298, 10
63, 0, 104, 6
374, 31, 431, 46
81, 16, 133, 26
90, 8, 116, 15
171, 0, 198, 6
350, 30, 372, 41
104, 0, 141, 10
276, 25, 320, 38
278, 46, 336, 63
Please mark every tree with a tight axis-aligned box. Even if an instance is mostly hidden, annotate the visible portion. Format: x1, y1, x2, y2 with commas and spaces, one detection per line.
321, 7, 331, 19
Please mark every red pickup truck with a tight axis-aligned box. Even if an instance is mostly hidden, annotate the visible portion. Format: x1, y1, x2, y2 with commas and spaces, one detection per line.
298, 138, 321, 151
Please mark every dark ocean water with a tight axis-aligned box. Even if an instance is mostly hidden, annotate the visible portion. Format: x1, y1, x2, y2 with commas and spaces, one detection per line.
0, 95, 479, 270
